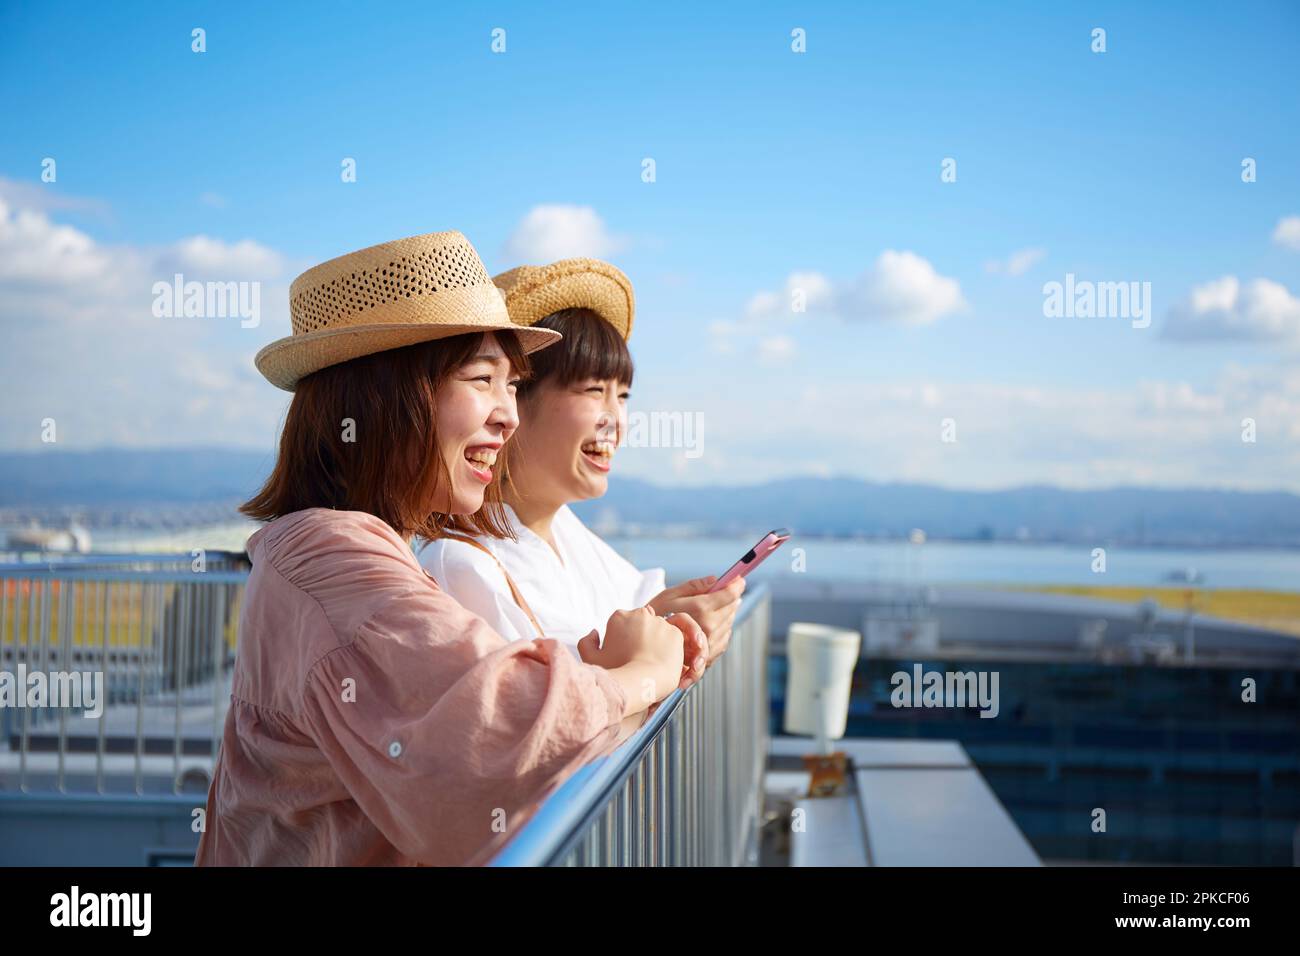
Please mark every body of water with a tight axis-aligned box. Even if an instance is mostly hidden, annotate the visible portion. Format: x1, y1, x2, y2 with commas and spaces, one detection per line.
70, 523, 1300, 594
609, 536, 1300, 593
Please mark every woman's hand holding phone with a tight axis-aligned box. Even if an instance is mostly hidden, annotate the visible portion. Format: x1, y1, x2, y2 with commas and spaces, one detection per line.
649, 574, 746, 666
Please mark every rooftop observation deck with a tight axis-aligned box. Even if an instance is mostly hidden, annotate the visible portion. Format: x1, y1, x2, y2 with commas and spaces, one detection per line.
2, 552, 1047, 866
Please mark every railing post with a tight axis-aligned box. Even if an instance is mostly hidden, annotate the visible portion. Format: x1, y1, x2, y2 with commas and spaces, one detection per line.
56, 578, 72, 793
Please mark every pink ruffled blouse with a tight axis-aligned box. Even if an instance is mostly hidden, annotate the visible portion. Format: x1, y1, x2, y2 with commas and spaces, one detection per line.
194, 508, 628, 866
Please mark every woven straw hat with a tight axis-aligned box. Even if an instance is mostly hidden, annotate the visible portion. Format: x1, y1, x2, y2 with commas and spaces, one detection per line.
254, 231, 562, 391
492, 257, 635, 340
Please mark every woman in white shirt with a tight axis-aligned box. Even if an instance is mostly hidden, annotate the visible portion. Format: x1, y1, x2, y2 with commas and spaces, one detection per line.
420, 257, 745, 665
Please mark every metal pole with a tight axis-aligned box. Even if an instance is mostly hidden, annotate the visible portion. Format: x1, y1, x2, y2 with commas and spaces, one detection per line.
96, 579, 110, 793
56, 578, 72, 793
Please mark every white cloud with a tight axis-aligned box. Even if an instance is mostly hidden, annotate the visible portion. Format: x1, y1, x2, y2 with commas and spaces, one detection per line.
0, 194, 115, 284
984, 247, 1046, 276
616, 364, 1300, 491
0, 191, 292, 450
0, 175, 112, 219
842, 250, 966, 324
743, 251, 964, 326
1163, 275, 1300, 343
0, 196, 284, 288
1272, 215, 1300, 252
199, 192, 229, 209
744, 271, 835, 320
500, 204, 626, 263
715, 251, 964, 364
709, 322, 798, 365
166, 235, 283, 277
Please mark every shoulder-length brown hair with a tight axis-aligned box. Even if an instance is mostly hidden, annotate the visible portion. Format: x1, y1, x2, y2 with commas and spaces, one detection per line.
241, 330, 531, 541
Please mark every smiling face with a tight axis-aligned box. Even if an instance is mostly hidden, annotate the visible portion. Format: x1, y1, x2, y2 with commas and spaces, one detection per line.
510, 374, 629, 508
433, 332, 523, 515
240, 329, 532, 543
503, 309, 634, 514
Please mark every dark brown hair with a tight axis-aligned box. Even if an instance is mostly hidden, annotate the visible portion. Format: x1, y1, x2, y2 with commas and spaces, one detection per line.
241, 330, 532, 540
515, 308, 634, 398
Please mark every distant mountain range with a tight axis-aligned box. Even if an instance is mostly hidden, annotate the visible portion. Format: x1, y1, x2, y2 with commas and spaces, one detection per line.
572, 476, 1300, 546
0, 448, 274, 507
2, 447, 1298, 546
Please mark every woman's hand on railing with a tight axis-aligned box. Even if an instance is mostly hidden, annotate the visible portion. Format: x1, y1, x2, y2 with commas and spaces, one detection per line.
578, 607, 690, 717
649, 575, 745, 666
659, 611, 709, 691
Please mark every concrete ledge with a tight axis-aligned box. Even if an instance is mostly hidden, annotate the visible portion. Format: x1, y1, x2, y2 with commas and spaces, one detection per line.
769, 735, 1040, 867
771, 735, 971, 769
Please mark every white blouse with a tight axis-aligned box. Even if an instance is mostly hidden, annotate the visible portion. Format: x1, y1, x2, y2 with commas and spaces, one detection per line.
418, 504, 666, 653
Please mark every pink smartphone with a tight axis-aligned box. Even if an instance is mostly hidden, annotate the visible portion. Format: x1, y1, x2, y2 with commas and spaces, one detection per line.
708, 529, 791, 592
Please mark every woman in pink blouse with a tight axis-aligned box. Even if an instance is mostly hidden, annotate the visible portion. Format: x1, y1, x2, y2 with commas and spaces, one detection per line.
194, 233, 704, 867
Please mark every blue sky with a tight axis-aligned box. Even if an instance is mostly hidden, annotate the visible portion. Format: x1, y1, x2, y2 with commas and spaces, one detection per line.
2, 1, 1298, 490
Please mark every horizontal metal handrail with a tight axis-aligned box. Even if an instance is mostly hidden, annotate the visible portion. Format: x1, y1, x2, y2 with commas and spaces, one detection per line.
491, 584, 771, 866
0, 551, 249, 575
0, 569, 250, 584
489, 678, 691, 867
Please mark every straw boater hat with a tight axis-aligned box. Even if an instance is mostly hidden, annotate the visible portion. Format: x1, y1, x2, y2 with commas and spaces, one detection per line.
254, 231, 561, 391
492, 257, 635, 340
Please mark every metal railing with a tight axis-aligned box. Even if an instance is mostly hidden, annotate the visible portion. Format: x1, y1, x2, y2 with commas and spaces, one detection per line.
490, 584, 772, 867
0, 555, 247, 795
0, 550, 250, 572
2, 553, 774, 868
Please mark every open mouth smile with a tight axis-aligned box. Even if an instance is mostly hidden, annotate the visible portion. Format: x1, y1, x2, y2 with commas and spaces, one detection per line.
464, 446, 499, 483
581, 440, 614, 473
